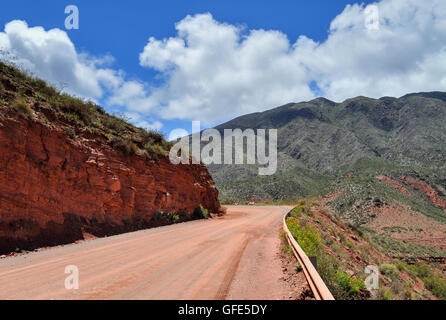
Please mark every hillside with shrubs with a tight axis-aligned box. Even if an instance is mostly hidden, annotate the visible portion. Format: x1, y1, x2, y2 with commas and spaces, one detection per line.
283, 197, 446, 300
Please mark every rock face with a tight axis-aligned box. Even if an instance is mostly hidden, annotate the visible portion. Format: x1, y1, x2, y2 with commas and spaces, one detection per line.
0, 117, 220, 254
399, 176, 446, 209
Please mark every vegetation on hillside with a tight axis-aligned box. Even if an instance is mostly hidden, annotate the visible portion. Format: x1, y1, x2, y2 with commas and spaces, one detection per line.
330, 174, 446, 226
210, 91, 446, 202
283, 199, 446, 300
217, 162, 333, 203
0, 61, 172, 159
285, 201, 367, 300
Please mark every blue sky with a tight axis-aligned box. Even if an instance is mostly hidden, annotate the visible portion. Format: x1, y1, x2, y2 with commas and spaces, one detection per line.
1, 1, 371, 75
1, 0, 445, 138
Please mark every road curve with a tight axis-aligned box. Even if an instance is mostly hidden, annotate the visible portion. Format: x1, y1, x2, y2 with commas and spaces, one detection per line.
0, 206, 297, 300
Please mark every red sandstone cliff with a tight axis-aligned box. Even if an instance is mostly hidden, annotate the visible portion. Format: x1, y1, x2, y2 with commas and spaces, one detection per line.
0, 116, 220, 254
0, 62, 221, 254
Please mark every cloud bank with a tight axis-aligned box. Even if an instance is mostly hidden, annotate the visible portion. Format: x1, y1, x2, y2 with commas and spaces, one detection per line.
140, 0, 446, 124
0, 20, 161, 130
1, 0, 446, 128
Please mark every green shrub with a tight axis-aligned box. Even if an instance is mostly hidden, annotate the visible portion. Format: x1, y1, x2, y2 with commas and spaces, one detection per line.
336, 271, 365, 298
140, 129, 165, 147
413, 263, 433, 278
403, 263, 446, 299
194, 205, 209, 219
285, 212, 369, 300
423, 275, 446, 299
59, 94, 97, 126
145, 143, 166, 156
11, 96, 34, 120
338, 232, 347, 243
396, 262, 407, 272
103, 115, 127, 132
111, 136, 140, 155
286, 217, 322, 257
42, 84, 58, 97
28, 77, 57, 97
152, 211, 181, 224
290, 205, 310, 218
152, 211, 164, 222
317, 253, 339, 290
380, 288, 393, 300
379, 264, 399, 279
279, 231, 293, 255
345, 240, 354, 249
404, 262, 433, 279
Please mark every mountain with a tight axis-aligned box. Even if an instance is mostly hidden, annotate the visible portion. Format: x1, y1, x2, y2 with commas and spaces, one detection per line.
0, 61, 220, 254
210, 93, 446, 202
207, 93, 446, 300
211, 92, 446, 268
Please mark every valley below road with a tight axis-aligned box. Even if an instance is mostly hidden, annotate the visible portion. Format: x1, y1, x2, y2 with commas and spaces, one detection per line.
0, 206, 309, 300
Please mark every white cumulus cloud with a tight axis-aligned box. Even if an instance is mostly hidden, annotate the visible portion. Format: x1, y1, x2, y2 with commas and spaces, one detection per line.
0, 20, 110, 98
140, 0, 446, 124
140, 13, 314, 124
0, 20, 158, 129
2, 0, 446, 128
297, 0, 446, 101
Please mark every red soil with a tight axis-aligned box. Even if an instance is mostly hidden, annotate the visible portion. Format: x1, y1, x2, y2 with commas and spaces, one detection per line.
399, 176, 446, 209
365, 203, 446, 251
376, 175, 412, 197
0, 206, 306, 300
310, 207, 385, 271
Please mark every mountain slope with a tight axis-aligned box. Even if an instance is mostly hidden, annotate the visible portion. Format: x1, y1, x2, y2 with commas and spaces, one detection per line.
211, 93, 446, 272
210, 93, 446, 202
284, 197, 446, 300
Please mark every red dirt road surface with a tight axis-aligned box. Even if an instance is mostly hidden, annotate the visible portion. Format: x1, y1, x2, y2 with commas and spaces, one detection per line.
0, 206, 303, 300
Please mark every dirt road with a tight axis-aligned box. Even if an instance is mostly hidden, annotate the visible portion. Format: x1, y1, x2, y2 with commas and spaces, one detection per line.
0, 206, 304, 300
